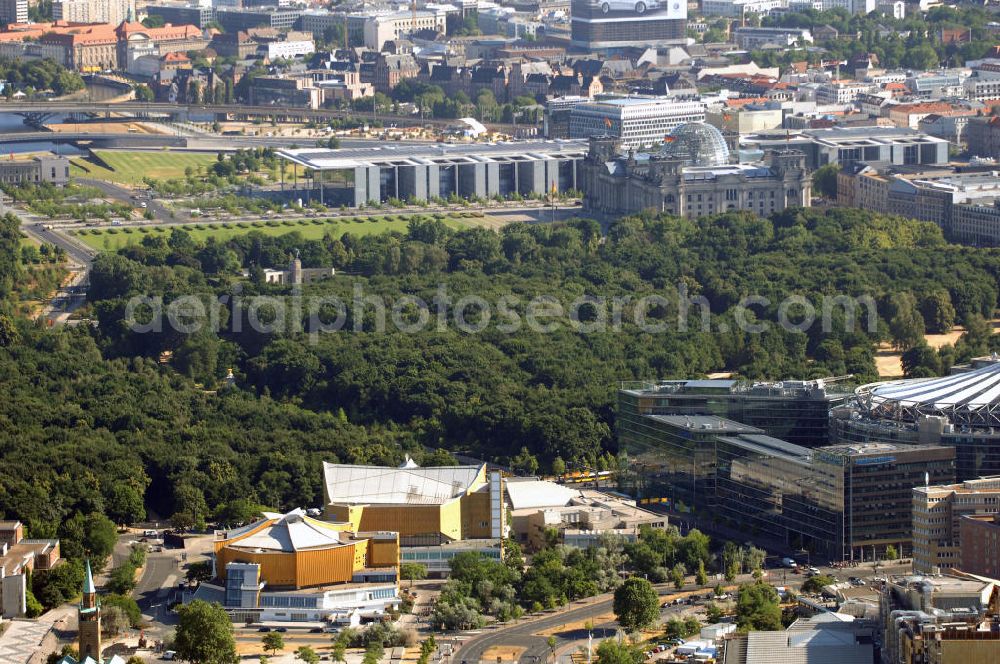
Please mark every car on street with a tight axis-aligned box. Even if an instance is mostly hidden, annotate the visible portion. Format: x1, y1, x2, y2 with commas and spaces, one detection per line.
258, 626, 271, 632
162, 652, 176, 661
275, 627, 288, 632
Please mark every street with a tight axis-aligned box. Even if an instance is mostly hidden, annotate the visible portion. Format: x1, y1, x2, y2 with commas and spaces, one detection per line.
454, 561, 908, 664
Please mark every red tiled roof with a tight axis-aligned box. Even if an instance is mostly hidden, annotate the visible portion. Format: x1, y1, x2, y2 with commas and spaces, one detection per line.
890, 101, 955, 115
724, 96, 769, 108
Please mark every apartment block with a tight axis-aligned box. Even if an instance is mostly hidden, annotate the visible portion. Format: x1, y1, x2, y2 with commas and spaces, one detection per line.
960, 514, 1000, 579
913, 477, 1000, 574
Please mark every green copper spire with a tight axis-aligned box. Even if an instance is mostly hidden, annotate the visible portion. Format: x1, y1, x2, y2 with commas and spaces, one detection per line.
83, 558, 95, 595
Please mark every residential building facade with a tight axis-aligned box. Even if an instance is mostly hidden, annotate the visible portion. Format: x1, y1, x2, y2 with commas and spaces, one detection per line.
960, 514, 1000, 579
53, 0, 134, 25
912, 477, 1000, 574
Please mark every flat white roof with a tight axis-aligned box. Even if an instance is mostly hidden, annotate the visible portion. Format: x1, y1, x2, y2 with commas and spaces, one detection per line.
323, 462, 485, 505
505, 480, 579, 510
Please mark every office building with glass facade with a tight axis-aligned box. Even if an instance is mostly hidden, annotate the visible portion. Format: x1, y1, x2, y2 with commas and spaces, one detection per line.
617, 413, 759, 511
816, 443, 955, 560
617, 383, 955, 560
619, 378, 848, 447
715, 433, 845, 560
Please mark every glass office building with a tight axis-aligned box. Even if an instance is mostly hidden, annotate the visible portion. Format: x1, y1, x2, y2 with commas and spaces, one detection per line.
619, 379, 848, 448
621, 417, 956, 560
715, 434, 846, 561
816, 443, 955, 559
617, 413, 761, 511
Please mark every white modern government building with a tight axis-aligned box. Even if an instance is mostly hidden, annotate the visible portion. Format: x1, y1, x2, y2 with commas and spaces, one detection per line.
277, 140, 587, 208
568, 98, 707, 149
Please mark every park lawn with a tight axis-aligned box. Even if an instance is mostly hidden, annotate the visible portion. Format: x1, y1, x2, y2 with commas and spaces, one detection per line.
72, 215, 485, 251
69, 158, 118, 182
73, 150, 220, 185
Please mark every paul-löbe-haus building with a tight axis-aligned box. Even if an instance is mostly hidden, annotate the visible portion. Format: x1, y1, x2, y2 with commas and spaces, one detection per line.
618, 380, 956, 563
276, 141, 587, 208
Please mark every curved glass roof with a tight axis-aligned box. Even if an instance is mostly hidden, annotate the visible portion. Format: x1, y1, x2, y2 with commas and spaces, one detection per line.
661, 122, 730, 167
865, 361, 1000, 410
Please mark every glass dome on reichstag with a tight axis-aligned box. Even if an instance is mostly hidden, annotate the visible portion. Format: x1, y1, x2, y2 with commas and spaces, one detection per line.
661, 122, 730, 167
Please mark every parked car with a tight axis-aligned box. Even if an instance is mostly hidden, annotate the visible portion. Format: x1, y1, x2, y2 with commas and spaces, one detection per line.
162, 653, 176, 661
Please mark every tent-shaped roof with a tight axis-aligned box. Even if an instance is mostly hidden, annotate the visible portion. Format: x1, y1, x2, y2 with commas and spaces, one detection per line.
867, 360, 1000, 410
323, 462, 484, 506
227, 509, 346, 552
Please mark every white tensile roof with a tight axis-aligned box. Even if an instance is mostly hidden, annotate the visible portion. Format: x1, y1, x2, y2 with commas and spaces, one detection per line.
323, 462, 485, 505
505, 480, 580, 510
229, 510, 345, 552
869, 361, 1000, 410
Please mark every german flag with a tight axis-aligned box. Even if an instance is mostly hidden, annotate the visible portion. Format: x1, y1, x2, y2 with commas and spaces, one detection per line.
604, 117, 612, 129
663, 135, 675, 143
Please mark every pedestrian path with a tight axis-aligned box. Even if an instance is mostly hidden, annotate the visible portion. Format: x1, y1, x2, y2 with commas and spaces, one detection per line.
0, 619, 54, 664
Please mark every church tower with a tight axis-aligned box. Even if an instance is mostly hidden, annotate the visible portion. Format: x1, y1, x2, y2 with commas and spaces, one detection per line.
79, 559, 102, 661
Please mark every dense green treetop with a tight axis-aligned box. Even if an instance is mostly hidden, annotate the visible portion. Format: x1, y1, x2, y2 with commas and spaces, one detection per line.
1, 207, 999, 547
